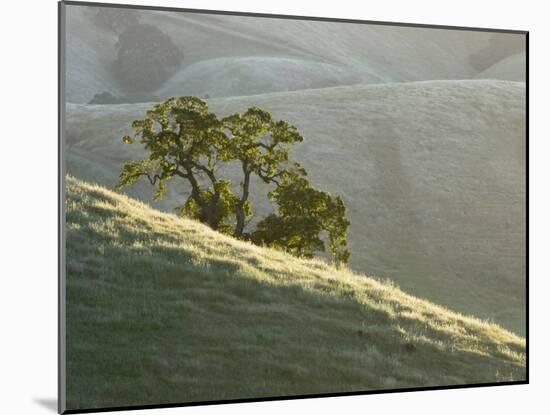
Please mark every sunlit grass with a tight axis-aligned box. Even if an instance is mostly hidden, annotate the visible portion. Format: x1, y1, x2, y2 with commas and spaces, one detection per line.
65, 176, 525, 411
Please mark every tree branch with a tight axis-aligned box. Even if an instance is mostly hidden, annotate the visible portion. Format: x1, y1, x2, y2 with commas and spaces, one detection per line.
257, 168, 283, 186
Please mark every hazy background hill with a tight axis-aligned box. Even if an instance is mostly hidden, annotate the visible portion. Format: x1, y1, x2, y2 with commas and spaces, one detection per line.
65, 6, 525, 103
63, 4, 526, 335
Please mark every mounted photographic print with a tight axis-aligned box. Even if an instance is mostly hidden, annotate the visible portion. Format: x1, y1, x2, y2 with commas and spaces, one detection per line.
58, 1, 528, 413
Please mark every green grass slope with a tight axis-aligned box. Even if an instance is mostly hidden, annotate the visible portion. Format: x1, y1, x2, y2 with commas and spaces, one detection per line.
65, 176, 525, 411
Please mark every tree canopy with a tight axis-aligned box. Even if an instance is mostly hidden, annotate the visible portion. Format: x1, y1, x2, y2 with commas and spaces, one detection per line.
116, 96, 351, 264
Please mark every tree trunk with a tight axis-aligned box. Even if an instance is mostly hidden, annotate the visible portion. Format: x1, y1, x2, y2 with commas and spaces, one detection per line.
234, 165, 251, 237
181, 165, 219, 230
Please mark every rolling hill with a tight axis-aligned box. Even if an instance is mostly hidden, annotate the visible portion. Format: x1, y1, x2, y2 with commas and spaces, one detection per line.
64, 176, 525, 411
65, 79, 526, 335
476, 52, 526, 82
65, 5, 525, 103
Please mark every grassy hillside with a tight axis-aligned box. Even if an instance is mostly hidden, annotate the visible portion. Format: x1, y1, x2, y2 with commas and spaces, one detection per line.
65, 79, 526, 335
65, 176, 525, 411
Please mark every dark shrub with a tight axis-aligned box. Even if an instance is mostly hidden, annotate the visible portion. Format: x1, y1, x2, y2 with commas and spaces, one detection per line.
89, 91, 121, 104
88, 91, 160, 105
112, 23, 183, 93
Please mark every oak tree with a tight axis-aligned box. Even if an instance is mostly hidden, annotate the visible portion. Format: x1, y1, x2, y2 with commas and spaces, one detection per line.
116, 96, 351, 264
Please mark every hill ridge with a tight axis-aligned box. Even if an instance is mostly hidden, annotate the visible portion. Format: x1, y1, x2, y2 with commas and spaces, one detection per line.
67, 78, 525, 107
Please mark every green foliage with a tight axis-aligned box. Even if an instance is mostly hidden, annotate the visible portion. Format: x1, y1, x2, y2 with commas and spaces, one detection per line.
116, 96, 229, 229
175, 179, 237, 235
252, 173, 351, 265
116, 96, 350, 264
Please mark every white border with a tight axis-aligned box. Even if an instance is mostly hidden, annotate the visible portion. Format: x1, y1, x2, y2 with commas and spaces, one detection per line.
1, 1, 546, 414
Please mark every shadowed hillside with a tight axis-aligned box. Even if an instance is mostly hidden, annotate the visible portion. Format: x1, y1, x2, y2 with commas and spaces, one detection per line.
476, 52, 526, 81
65, 79, 526, 335
65, 177, 525, 411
